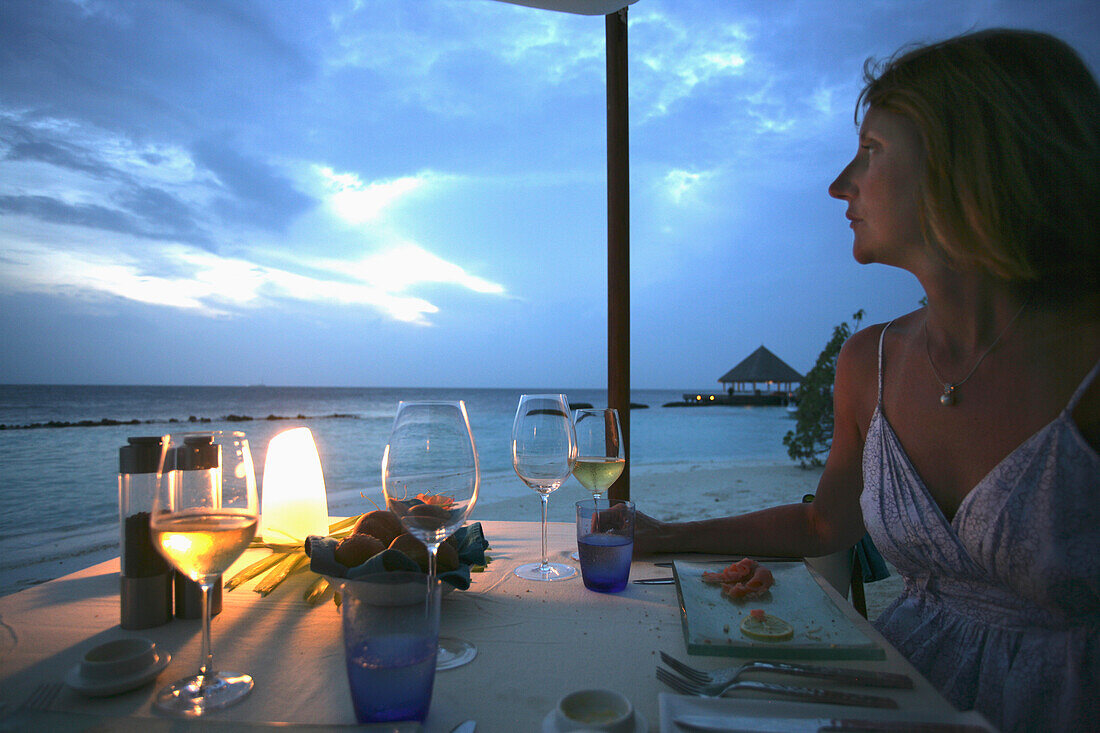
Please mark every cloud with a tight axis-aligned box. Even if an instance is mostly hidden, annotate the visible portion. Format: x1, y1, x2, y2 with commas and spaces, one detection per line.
493, 10, 604, 84
320, 0, 605, 128
810, 83, 841, 117
346, 242, 506, 296
0, 113, 201, 189
1, 113, 212, 244
4, 0, 1097, 389
0, 0, 312, 138
0, 195, 133, 234
314, 167, 429, 225
326, 1, 600, 84
0, 102, 502, 327
4, 138, 113, 177
0, 225, 505, 325
0, 239, 229, 312
191, 137, 315, 231
0, 111, 318, 249
0, 190, 211, 246
631, 9, 752, 120
662, 168, 714, 205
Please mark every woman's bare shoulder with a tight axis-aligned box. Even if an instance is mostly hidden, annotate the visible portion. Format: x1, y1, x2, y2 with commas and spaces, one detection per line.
839, 322, 884, 365
838, 310, 922, 375
835, 310, 924, 417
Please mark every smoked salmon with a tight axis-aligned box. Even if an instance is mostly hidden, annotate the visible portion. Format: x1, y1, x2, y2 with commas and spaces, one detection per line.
701, 557, 757, 584
702, 558, 775, 600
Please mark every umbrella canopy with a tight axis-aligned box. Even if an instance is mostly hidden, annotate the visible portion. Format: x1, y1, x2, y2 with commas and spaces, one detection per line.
493, 0, 636, 500
497, 0, 636, 13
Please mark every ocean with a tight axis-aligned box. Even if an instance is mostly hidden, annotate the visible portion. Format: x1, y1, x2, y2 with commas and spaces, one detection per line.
0, 385, 801, 596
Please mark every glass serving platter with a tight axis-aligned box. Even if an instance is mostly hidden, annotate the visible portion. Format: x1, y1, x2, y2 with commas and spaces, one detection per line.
673, 560, 884, 660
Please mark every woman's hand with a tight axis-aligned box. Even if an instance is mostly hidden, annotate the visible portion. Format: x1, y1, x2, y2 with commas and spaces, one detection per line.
632, 509, 673, 556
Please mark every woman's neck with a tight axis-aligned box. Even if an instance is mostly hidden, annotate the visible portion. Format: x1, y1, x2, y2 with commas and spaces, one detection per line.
919, 269, 1027, 360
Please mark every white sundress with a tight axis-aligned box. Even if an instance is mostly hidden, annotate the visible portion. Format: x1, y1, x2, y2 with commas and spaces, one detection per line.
860, 322, 1100, 732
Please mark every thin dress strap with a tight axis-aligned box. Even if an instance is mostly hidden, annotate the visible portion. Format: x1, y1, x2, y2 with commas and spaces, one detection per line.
1066, 355, 1100, 411
877, 320, 895, 404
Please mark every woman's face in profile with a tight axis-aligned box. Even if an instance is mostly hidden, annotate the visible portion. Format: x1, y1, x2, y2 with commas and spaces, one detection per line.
829, 106, 925, 270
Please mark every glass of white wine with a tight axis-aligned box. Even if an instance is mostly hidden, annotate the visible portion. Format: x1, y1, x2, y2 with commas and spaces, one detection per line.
572, 408, 625, 507
151, 431, 258, 716
382, 400, 480, 669
512, 393, 577, 581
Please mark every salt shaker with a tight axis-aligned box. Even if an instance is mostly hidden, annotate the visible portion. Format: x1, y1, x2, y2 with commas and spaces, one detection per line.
118, 436, 173, 629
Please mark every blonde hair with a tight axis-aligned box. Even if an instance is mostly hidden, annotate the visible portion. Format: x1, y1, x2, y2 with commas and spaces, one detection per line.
858, 29, 1100, 301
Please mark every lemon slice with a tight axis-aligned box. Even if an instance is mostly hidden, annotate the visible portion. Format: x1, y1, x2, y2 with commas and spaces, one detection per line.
740, 611, 794, 641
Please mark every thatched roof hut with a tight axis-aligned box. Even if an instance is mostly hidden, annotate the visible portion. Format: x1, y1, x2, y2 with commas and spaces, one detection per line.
719, 345, 803, 393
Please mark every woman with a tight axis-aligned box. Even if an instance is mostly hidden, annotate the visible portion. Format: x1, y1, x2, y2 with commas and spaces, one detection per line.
635, 29, 1099, 731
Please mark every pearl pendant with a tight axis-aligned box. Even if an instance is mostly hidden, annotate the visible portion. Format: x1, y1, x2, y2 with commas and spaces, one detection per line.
940, 385, 956, 406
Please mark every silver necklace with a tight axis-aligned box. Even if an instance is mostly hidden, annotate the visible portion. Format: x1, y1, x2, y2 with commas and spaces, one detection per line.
923, 303, 1027, 406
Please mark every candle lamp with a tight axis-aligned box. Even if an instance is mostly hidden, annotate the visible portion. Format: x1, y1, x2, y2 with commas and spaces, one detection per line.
259, 427, 330, 544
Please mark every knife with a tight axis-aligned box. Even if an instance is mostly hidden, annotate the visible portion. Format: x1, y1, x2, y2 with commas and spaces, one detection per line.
633, 577, 675, 584
675, 714, 989, 732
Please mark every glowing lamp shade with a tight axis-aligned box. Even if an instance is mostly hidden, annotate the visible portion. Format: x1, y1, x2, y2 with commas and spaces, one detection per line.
259, 427, 330, 543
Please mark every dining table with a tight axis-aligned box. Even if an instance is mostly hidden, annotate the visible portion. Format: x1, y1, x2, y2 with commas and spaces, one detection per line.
0, 520, 993, 732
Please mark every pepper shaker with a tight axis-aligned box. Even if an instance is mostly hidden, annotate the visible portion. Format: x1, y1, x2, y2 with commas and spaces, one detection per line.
118, 436, 173, 629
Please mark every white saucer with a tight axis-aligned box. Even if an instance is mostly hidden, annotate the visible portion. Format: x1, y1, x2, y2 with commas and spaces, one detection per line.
65, 649, 171, 697
541, 709, 647, 733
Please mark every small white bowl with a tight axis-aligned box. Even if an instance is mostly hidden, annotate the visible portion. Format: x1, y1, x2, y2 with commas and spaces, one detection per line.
65, 637, 170, 697
549, 689, 639, 733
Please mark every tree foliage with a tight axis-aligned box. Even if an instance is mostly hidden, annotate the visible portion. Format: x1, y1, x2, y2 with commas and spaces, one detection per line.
783, 310, 865, 468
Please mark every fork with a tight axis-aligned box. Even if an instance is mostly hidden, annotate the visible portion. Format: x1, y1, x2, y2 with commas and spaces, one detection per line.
19, 682, 62, 711
660, 651, 913, 689
656, 667, 898, 708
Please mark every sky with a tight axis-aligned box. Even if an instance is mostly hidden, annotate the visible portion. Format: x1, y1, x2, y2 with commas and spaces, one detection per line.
1, 0, 1098, 390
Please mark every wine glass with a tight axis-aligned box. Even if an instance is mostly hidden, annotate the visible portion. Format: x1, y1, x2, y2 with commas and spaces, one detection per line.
570, 408, 625, 560
512, 393, 578, 581
151, 431, 258, 716
572, 408, 625, 507
382, 400, 479, 670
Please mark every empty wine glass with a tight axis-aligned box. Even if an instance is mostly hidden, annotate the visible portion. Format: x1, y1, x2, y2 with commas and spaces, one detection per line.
512, 393, 577, 581
382, 400, 479, 670
151, 431, 258, 716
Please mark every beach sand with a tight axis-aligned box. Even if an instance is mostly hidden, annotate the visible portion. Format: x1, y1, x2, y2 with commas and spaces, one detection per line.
470, 461, 827, 523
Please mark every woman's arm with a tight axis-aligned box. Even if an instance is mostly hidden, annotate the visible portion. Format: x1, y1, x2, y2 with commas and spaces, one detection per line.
633, 327, 880, 557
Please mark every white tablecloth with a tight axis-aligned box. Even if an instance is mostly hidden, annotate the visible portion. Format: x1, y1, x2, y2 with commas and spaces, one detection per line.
0, 521, 988, 732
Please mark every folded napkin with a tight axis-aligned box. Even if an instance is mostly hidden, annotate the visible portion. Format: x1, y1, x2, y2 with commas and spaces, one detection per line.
306, 523, 489, 590
854, 533, 890, 583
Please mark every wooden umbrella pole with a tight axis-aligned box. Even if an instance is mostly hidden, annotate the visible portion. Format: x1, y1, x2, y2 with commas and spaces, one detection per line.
606, 8, 630, 502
